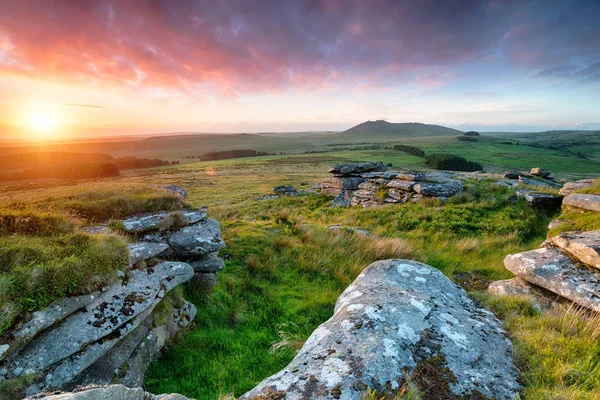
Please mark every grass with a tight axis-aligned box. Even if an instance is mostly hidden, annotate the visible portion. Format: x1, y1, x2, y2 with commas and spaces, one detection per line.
547, 178, 600, 237
0, 183, 185, 336
145, 171, 554, 399
0, 233, 128, 334
481, 295, 600, 399
1, 147, 599, 398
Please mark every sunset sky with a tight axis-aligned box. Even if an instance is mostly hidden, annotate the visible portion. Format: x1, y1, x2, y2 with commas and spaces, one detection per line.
1, 0, 599, 140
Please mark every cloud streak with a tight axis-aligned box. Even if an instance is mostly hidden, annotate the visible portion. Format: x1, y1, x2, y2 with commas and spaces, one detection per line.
0, 0, 599, 95
58, 103, 109, 109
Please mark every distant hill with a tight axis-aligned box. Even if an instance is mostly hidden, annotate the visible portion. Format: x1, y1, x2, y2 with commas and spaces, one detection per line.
340, 120, 463, 138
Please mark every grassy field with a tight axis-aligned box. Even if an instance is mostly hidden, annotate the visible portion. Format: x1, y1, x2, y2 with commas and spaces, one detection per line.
2, 147, 600, 399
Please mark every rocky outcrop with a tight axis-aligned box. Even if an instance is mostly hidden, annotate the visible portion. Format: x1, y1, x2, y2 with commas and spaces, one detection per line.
320, 163, 465, 208
123, 210, 206, 234
504, 247, 600, 313
563, 193, 600, 212
550, 230, 600, 269
241, 260, 520, 400
273, 185, 297, 195
25, 384, 192, 400
350, 171, 463, 207
515, 189, 563, 210
530, 167, 555, 180
321, 163, 386, 199
1, 203, 226, 398
559, 179, 594, 196
0, 262, 195, 396
155, 185, 188, 199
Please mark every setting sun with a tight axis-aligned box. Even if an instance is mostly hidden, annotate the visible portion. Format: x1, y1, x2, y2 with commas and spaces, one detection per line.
26, 110, 60, 138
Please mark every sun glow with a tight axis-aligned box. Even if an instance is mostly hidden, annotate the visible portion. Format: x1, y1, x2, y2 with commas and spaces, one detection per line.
26, 110, 61, 139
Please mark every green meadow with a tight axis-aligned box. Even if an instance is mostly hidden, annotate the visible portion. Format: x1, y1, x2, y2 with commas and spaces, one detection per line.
1, 136, 600, 399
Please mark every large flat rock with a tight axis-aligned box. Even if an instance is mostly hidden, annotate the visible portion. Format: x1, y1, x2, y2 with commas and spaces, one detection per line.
563, 194, 600, 212
328, 162, 386, 175
25, 384, 192, 400
128, 242, 170, 266
550, 230, 600, 269
559, 179, 594, 196
413, 181, 462, 197
504, 247, 600, 312
0, 262, 194, 389
241, 260, 520, 400
123, 210, 206, 233
168, 218, 225, 257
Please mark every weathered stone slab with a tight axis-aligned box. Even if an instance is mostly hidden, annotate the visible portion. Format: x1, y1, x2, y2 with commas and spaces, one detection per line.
123, 210, 206, 233
504, 247, 600, 312
413, 181, 462, 197
274, 185, 297, 194
117, 301, 196, 388
168, 218, 225, 257
362, 171, 399, 180
25, 384, 192, 400
550, 230, 600, 269
241, 260, 520, 400
516, 190, 563, 209
387, 188, 409, 202
357, 181, 380, 191
0, 262, 194, 385
189, 252, 226, 273
396, 171, 426, 181
559, 179, 594, 196
128, 242, 169, 266
563, 194, 600, 212
488, 277, 561, 311
328, 162, 386, 175
155, 185, 188, 199
530, 167, 555, 180
321, 176, 364, 196
386, 179, 415, 191
1, 293, 100, 362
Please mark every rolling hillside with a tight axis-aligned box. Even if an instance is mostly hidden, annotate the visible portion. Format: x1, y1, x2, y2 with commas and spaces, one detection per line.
339, 120, 463, 139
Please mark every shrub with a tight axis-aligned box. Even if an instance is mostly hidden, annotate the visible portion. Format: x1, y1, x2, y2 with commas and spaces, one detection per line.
457, 136, 477, 142
425, 153, 482, 171
464, 131, 480, 136
393, 145, 425, 157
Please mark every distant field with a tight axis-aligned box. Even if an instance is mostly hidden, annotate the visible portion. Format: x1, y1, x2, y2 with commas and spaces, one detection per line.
1, 126, 598, 178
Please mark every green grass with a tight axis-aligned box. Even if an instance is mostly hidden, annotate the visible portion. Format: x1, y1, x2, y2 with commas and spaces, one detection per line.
2, 147, 599, 398
145, 172, 555, 399
0, 233, 128, 334
480, 294, 600, 399
0, 183, 185, 335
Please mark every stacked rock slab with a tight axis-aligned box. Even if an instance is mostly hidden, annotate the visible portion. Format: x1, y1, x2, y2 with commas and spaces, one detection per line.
321, 163, 464, 208
0, 205, 225, 397
351, 170, 462, 207
123, 210, 226, 292
0, 262, 195, 396
241, 260, 520, 400
25, 384, 192, 400
490, 179, 600, 312
321, 162, 387, 206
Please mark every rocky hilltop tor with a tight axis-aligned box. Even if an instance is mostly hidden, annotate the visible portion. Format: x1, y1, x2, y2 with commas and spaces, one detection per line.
340, 120, 463, 137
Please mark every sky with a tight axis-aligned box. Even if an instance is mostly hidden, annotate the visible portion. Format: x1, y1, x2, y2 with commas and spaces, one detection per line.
1, 0, 599, 140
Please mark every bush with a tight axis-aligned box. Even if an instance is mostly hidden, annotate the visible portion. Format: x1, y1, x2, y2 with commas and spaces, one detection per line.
426, 153, 483, 171
464, 131, 480, 136
457, 136, 477, 142
199, 150, 271, 161
393, 145, 425, 157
